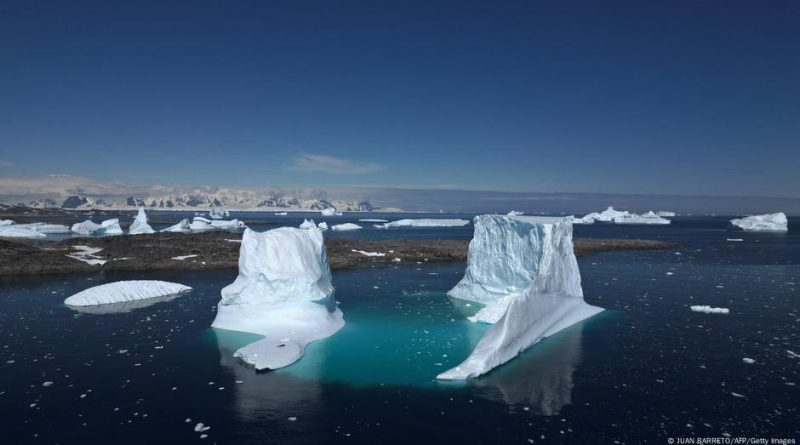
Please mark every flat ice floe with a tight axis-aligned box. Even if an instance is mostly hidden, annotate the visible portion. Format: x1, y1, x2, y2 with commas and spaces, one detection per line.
161, 218, 191, 233
690, 305, 730, 314
331, 223, 362, 231
14, 222, 71, 234
211, 227, 344, 371
375, 218, 470, 229
438, 215, 603, 380
0, 225, 46, 238
358, 218, 388, 223
64, 280, 191, 307
730, 212, 788, 232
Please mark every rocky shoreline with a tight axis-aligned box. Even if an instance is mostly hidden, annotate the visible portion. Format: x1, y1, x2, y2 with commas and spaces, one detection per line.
0, 232, 681, 276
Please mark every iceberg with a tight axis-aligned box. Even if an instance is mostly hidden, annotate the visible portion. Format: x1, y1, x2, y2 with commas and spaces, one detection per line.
690, 305, 730, 314
320, 208, 337, 216
14, 222, 71, 234
64, 280, 191, 307
438, 215, 603, 380
730, 212, 788, 232
507, 210, 525, 216
210, 219, 246, 230
211, 227, 344, 371
0, 225, 46, 238
129, 207, 155, 234
70, 219, 123, 235
331, 223, 362, 231
358, 218, 388, 223
299, 219, 317, 230
613, 211, 670, 225
0, 219, 13, 226
189, 217, 215, 231
161, 218, 191, 233
317, 222, 329, 231
375, 218, 470, 229
209, 207, 230, 219
274, 211, 288, 216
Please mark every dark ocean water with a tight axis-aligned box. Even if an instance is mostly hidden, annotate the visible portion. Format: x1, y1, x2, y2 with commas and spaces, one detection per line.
0, 216, 798, 443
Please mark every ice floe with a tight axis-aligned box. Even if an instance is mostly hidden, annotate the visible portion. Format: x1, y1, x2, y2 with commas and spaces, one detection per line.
351, 249, 386, 257
438, 215, 603, 380
331, 223, 362, 231
690, 305, 730, 314
320, 208, 337, 216
730, 212, 788, 232
574, 207, 670, 225
375, 218, 470, 229
211, 227, 344, 371
64, 280, 191, 307
0, 225, 46, 238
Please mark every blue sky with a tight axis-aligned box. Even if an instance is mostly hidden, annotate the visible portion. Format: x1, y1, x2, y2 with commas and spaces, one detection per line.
1, 0, 798, 197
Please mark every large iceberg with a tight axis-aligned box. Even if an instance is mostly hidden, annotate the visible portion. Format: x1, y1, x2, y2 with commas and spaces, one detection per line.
129, 207, 155, 234
375, 218, 470, 229
64, 280, 191, 307
730, 212, 788, 232
574, 207, 671, 225
211, 227, 344, 371
438, 215, 603, 380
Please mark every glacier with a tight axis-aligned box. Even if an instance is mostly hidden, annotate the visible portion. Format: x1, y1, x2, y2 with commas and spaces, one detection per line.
730, 212, 788, 232
331, 223, 362, 231
161, 218, 191, 233
438, 215, 603, 380
64, 280, 192, 307
129, 207, 155, 234
375, 218, 470, 229
211, 227, 344, 371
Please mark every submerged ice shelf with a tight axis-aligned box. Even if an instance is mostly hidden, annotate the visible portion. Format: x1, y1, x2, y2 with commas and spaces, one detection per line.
211, 227, 344, 371
439, 215, 603, 380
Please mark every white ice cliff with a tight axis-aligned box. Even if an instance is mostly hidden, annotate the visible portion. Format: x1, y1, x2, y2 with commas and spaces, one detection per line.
129, 207, 155, 234
211, 227, 344, 371
438, 215, 603, 380
65, 280, 192, 307
730, 212, 788, 232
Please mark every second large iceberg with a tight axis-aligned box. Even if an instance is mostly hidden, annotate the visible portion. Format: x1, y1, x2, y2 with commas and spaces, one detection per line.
439, 215, 603, 380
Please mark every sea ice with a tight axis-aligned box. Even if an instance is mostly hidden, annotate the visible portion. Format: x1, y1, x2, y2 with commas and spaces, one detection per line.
730, 213, 788, 232
64, 280, 191, 307
375, 218, 470, 229
129, 207, 155, 234
438, 215, 603, 380
331, 223, 362, 231
690, 305, 730, 314
211, 227, 344, 371
358, 218, 388, 223
209, 207, 230, 219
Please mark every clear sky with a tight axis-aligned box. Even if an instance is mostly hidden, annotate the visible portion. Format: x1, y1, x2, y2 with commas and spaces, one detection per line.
1, 0, 798, 197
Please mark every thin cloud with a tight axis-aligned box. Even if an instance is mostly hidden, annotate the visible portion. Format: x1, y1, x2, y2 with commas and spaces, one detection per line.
288, 153, 383, 174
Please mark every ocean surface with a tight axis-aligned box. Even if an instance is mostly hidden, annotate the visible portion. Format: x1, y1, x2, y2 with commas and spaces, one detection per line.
0, 214, 798, 443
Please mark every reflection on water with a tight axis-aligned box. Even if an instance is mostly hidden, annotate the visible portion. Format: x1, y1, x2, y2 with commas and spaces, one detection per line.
64, 293, 184, 314
471, 322, 585, 415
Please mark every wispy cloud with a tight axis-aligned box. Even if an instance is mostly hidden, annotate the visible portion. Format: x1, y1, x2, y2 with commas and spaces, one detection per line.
288, 153, 383, 174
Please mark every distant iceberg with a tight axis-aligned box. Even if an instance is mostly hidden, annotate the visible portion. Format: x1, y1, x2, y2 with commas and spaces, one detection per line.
299, 219, 317, 230
70, 218, 123, 236
574, 207, 671, 225
507, 210, 525, 216
730, 212, 788, 232
274, 212, 288, 216
189, 217, 215, 231
129, 207, 155, 234
14, 222, 71, 234
612, 211, 670, 225
375, 218, 470, 229
0, 225, 46, 238
331, 223, 362, 231
358, 218, 388, 223
438, 215, 603, 380
320, 208, 337, 216
690, 305, 730, 315
211, 227, 344, 371
209, 207, 230, 219
317, 222, 329, 231
161, 218, 191, 233
65, 280, 191, 307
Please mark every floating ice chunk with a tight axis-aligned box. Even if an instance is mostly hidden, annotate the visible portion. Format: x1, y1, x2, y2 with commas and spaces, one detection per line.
299, 219, 317, 229
351, 249, 385, 257
14, 222, 71, 234
320, 208, 337, 216
730, 213, 788, 232
274, 212, 288, 216
72, 219, 122, 235
194, 422, 210, 432
161, 218, 191, 233
70, 220, 101, 235
507, 210, 525, 216
0, 219, 13, 226
438, 215, 603, 380
690, 305, 730, 314
613, 211, 671, 225
375, 218, 470, 228
742, 358, 755, 364
358, 218, 388, 223
129, 207, 155, 234
0, 225, 46, 238
726, 238, 744, 242
331, 223, 362, 231
209, 207, 230, 219
210, 219, 245, 230
211, 227, 344, 371
64, 280, 191, 307
317, 222, 329, 231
